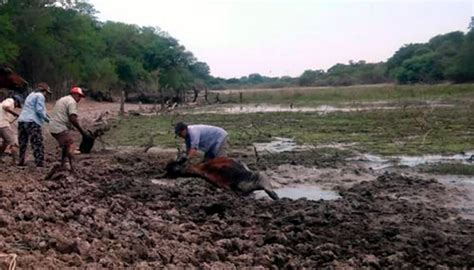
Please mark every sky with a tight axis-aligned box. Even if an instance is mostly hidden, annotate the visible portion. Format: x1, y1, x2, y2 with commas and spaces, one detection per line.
89, 0, 473, 78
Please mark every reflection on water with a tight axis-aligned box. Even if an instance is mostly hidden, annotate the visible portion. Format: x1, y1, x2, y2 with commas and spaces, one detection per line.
255, 185, 341, 201
253, 137, 314, 153
354, 152, 474, 169
357, 154, 392, 170
193, 104, 383, 114
396, 153, 474, 167
188, 104, 454, 115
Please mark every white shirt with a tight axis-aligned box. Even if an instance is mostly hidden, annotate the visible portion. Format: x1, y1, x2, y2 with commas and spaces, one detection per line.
49, 95, 78, 134
0, 98, 16, 128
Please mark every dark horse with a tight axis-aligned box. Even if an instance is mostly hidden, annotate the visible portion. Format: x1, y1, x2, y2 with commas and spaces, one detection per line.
0, 65, 28, 95
164, 157, 279, 200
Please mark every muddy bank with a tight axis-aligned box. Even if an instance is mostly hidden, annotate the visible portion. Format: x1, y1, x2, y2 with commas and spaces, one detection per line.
0, 151, 473, 268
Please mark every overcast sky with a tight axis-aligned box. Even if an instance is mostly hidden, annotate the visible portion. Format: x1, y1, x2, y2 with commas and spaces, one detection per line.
89, 0, 473, 78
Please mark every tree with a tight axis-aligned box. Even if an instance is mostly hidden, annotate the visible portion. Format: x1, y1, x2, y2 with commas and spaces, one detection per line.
189, 61, 210, 81
0, 14, 18, 62
393, 52, 443, 84
386, 43, 427, 77
248, 73, 263, 84
447, 31, 474, 82
299, 69, 324, 86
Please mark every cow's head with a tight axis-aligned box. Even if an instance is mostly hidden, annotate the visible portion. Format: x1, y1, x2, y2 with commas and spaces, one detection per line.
0, 65, 29, 93
163, 156, 188, 178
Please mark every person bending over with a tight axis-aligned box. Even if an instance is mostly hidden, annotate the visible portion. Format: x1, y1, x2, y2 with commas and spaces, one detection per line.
49, 87, 89, 172
174, 122, 229, 162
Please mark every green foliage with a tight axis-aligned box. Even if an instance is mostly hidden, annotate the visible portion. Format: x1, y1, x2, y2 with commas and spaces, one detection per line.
0, 14, 18, 62
296, 62, 389, 87
160, 65, 193, 91
393, 52, 443, 84
326, 61, 388, 86
208, 74, 297, 90
299, 69, 324, 86
446, 31, 474, 83
0, 0, 209, 98
189, 61, 210, 81
84, 57, 118, 91
386, 31, 474, 84
387, 44, 427, 72
212, 61, 389, 90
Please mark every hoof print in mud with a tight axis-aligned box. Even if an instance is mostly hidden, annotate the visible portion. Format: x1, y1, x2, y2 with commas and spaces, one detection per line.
203, 203, 228, 216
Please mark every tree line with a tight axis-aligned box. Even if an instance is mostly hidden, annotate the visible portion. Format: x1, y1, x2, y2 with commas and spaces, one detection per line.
1, 0, 473, 99
0, 0, 211, 101
213, 27, 474, 89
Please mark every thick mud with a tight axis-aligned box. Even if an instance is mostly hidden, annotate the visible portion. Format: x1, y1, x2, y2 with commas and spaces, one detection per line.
0, 151, 473, 268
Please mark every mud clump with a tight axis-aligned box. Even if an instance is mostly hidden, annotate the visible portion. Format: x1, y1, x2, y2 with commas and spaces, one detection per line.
0, 152, 473, 268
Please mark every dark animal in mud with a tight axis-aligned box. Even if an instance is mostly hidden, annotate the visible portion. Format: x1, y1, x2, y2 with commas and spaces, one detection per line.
79, 129, 105, 153
79, 112, 110, 153
0, 65, 28, 94
164, 157, 279, 200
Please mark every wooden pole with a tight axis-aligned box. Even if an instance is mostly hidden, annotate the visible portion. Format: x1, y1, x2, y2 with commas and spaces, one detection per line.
119, 90, 125, 116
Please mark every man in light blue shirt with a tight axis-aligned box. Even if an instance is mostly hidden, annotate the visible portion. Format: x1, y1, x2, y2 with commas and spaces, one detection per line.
175, 122, 229, 161
17, 82, 51, 167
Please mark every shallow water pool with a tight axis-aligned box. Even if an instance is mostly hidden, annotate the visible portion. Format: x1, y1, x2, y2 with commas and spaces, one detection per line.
255, 185, 341, 201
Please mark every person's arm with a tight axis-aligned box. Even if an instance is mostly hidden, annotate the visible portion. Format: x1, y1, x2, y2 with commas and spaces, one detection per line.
188, 148, 198, 158
35, 95, 50, 122
69, 114, 86, 136
67, 100, 87, 136
3, 102, 18, 118
187, 130, 200, 157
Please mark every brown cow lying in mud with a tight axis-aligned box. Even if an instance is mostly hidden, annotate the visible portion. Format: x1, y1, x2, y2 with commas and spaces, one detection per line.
164, 157, 279, 200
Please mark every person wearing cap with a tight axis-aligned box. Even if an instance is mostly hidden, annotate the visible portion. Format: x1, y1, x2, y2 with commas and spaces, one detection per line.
17, 82, 51, 167
49, 87, 88, 172
175, 122, 229, 161
0, 95, 23, 164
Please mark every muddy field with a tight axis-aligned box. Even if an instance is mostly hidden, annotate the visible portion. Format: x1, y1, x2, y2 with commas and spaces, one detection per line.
1, 92, 473, 268
0, 145, 473, 268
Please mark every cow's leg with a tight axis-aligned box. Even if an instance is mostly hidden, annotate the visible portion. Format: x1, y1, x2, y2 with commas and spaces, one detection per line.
257, 173, 279, 200
238, 160, 251, 171
264, 189, 279, 200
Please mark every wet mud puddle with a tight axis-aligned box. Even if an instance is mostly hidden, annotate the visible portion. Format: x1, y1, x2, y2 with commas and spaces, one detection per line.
255, 185, 341, 201
188, 103, 454, 115
353, 152, 474, 219
436, 175, 474, 220
153, 178, 340, 201
354, 151, 474, 170
253, 137, 314, 153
